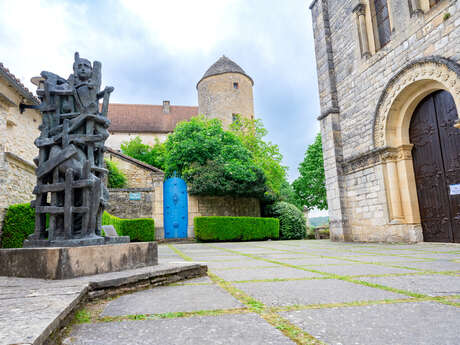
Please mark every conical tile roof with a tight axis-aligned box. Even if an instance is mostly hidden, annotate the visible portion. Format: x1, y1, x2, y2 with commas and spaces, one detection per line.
197, 56, 254, 87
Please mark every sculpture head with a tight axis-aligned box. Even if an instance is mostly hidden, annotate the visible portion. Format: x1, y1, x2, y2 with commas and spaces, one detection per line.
73, 52, 92, 82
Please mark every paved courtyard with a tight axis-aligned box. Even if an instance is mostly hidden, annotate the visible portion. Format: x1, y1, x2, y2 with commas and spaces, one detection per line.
65, 240, 460, 345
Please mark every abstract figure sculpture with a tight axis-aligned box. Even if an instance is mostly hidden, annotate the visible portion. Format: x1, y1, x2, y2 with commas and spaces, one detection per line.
23, 52, 126, 247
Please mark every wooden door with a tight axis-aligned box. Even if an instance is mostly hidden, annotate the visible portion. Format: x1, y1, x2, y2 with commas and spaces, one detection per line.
410, 90, 460, 243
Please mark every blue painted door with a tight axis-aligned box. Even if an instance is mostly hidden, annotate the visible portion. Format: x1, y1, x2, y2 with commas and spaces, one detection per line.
163, 176, 188, 239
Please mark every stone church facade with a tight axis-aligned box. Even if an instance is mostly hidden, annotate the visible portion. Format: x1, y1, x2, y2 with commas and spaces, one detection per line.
310, 0, 460, 242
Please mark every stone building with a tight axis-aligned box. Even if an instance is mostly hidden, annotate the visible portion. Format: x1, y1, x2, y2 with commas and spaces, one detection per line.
106, 55, 254, 149
310, 0, 460, 242
197, 55, 255, 129
0, 63, 41, 237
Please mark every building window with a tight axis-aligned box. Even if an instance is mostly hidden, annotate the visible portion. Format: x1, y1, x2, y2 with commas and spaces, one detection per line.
233, 82, 239, 89
429, 0, 441, 7
372, 0, 391, 48
232, 113, 239, 123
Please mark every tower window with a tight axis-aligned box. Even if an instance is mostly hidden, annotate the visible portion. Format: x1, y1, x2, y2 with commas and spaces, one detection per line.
233, 82, 239, 89
372, 0, 391, 48
232, 113, 239, 123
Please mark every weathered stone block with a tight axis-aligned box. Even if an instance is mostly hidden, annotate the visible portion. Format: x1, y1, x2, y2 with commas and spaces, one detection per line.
0, 242, 158, 279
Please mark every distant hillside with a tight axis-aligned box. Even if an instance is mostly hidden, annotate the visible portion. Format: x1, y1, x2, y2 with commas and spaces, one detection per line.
309, 216, 329, 227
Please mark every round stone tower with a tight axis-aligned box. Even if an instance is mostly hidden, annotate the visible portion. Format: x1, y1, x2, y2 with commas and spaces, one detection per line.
197, 55, 254, 129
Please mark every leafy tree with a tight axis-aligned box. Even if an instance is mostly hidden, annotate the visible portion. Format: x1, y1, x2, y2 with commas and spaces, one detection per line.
266, 201, 306, 240
120, 136, 166, 170
293, 133, 327, 210
230, 115, 288, 199
105, 159, 127, 188
165, 116, 266, 197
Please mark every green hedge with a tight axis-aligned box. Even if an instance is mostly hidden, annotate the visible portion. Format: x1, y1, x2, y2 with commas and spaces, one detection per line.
2, 203, 35, 248
102, 211, 155, 242
267, 202, 306, 240
194, 216, 279, 242
1, 204, 155, 248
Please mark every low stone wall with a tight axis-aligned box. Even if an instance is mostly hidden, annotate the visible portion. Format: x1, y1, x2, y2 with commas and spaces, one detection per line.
187, 195, 261, 237
107, 188, 154, 219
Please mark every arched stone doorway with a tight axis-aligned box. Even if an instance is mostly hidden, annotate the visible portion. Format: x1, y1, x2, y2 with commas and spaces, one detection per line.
372, 57, 460, 242
410, 91, 460, 242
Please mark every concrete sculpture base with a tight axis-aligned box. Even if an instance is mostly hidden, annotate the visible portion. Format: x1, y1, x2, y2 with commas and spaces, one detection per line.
0, 242, 158, 279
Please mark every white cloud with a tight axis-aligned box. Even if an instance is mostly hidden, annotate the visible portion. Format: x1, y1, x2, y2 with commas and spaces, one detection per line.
119, 0, 242, 54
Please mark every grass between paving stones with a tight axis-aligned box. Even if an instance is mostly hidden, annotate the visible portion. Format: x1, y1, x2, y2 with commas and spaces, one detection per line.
169, 244, 325, 345
205, 243, 459, 304
249, 243, 459, 276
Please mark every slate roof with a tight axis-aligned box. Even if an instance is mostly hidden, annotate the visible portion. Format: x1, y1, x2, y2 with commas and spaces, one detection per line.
107, 103, 198, 133
0, 63, 39, 104
197, 55, 254, 87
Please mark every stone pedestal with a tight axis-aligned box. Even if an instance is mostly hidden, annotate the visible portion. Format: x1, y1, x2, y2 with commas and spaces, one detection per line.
23, 235, 130, 247
0, 242, 158, 279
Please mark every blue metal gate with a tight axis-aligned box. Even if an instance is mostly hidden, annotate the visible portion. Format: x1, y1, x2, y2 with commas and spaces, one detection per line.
163, 176, 188, 239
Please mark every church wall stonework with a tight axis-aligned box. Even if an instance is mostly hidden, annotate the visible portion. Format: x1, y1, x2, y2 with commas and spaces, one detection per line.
311, 0, 460, 242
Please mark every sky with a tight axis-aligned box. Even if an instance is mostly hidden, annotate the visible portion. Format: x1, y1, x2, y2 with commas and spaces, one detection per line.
0, 0, 325, 216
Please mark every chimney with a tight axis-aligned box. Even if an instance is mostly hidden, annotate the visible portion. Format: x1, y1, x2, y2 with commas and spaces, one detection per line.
162, 100, 170, 114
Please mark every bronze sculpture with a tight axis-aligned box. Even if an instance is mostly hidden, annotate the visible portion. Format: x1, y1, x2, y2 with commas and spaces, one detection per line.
23, 52, 127, 247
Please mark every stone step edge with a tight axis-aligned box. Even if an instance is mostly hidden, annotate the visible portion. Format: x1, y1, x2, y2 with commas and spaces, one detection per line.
43, 263, 208, 345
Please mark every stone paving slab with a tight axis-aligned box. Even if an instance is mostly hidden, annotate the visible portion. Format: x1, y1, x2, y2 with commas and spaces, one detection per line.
0, 263, 206, 345
102, 284, 243, 316
205, 260, 280, 269
302, 263, 417, 276
358, 274, 460, 296
211, 266, 322, 281
233, 279, 408, 307
65, 313, 295, 345
401, 260, 460, 272
280, 301, 460, 345
275, 257, 352, 265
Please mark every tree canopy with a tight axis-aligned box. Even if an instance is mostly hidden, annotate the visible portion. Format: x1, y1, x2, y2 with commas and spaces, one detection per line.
165, 116, 266, 197
230, 116, 288, 200
120, 136, 166, 171
293, 133, 327, 210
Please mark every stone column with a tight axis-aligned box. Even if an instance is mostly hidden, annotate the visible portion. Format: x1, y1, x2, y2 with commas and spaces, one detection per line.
384, 156, 404, 223
353, 4, 370, 58
320, 111, 351, 241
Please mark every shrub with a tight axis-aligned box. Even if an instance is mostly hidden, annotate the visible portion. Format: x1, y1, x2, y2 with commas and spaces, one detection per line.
195, 216, 279, 242
267, 201, 306, 240
105, 159, 127, 188
2, 203, 35, 248
102, 211, 155, 242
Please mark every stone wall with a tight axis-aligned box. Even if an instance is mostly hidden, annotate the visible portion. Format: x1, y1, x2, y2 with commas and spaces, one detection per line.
197, 73, 254, 129
106, 188, 154, 219
187, 195, 261, 237
104, 150, 163, 188
0, 77, 40, 242
310, 0, 460, 242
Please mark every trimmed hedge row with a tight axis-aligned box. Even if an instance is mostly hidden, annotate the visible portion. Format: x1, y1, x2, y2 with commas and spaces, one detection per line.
194, 216, 279, 242
0, 203, 155, 248
101, 212, 155, 242
2, 203, 35, 248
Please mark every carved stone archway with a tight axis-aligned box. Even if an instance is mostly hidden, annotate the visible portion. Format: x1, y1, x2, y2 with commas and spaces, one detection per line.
372, 57, 460, 229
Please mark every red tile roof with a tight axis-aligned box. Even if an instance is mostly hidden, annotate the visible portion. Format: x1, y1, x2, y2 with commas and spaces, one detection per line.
107, 103, 198, 133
